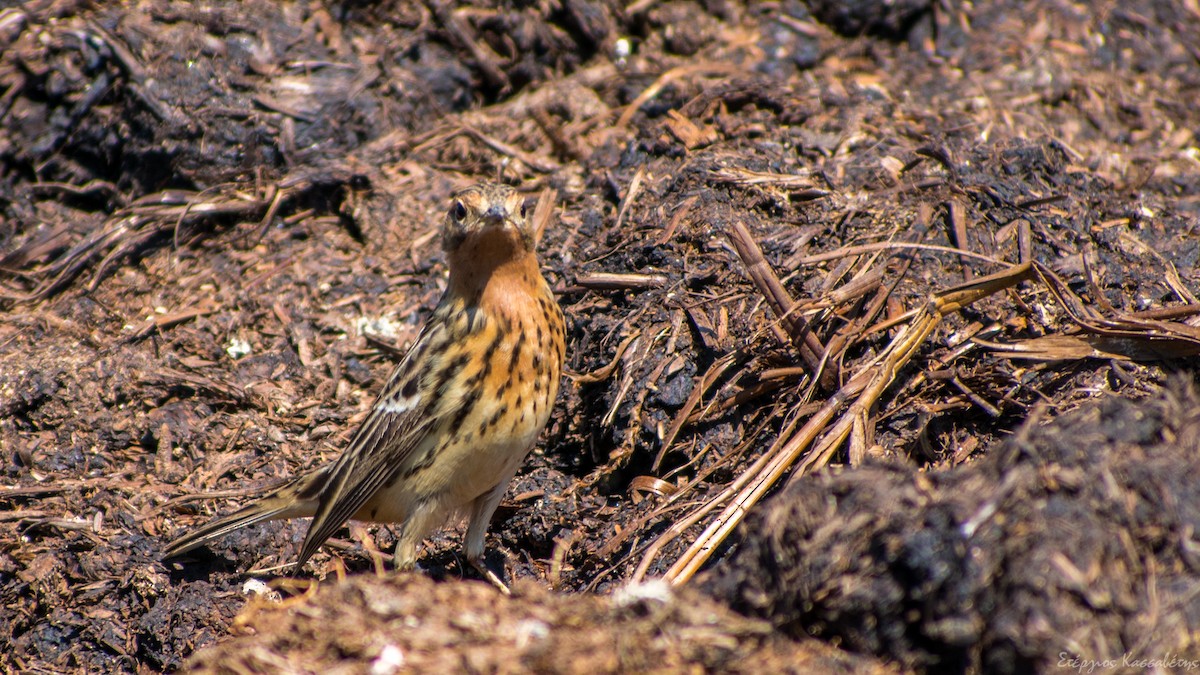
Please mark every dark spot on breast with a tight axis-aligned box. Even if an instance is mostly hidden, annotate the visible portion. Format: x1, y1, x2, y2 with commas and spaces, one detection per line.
451, 387, 482, 430
403, 445, 441, 478
513, 326, 527, 353
482, 328, 503, 363
436, 351, 471, 395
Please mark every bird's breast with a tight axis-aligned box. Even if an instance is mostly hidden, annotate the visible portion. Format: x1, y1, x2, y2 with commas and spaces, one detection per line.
357, 274, 563, 523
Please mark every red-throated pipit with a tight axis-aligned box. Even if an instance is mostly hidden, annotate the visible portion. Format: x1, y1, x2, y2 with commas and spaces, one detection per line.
164, 183, 566, 592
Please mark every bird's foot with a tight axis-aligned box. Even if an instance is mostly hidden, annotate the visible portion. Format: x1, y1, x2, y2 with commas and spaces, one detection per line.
468, 556, 510, 595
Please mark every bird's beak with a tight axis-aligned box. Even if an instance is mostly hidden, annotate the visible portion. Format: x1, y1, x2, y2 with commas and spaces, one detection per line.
481, 204, 509, 226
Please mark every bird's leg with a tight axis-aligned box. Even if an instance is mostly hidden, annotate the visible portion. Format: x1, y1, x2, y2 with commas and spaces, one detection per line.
464, 468, 520, 595
391, 501, 444, 572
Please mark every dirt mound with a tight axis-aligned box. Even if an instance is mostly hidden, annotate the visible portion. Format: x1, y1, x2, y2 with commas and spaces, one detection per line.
704, 382, 1200, 671
181, 574, 893, 674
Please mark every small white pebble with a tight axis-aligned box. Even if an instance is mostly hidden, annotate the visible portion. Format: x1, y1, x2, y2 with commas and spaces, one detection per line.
369, 644, 406, 675
513, 619, 550, 649
241, 578, 271, 596
356, 315, 400, 341
226, 337, 252, 359
614, 37, 632, 67
611, 579, 672, 608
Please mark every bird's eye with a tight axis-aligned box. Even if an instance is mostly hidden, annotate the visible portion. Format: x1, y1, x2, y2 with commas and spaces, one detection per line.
451, 201, 467, 221
520, 201, 529, 219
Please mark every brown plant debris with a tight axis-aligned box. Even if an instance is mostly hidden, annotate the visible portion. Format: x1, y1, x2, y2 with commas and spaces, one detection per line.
183, 574, 894, 675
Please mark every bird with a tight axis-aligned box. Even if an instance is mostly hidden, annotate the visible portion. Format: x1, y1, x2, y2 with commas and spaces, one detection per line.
163, 183, 567, 593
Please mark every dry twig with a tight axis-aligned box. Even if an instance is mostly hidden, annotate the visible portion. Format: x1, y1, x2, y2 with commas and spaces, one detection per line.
655, 263, 1038, 584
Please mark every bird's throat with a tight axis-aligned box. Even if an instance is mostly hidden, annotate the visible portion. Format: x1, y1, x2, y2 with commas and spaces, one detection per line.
447, 229, 539, 302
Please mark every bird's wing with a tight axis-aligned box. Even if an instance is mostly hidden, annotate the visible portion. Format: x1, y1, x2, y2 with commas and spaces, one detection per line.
294, 312, 469, 569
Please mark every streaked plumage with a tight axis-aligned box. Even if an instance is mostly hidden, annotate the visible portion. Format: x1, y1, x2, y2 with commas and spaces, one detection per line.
163, 183, 566, 590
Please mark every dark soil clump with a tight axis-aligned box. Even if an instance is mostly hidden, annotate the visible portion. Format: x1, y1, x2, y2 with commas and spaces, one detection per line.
704, 382, 1200, 671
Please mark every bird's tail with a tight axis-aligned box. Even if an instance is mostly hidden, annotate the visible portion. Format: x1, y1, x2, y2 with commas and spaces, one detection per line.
162, 470, 326, 560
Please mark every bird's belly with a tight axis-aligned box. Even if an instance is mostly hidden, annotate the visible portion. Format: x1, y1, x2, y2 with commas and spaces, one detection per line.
352, 409, 546, 524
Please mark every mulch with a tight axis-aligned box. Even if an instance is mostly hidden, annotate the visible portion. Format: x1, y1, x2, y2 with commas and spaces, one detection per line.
2, 0, 1198, 671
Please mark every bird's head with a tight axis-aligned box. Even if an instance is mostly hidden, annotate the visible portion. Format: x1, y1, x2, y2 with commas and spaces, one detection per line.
441, 183, 534, 255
